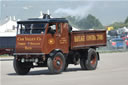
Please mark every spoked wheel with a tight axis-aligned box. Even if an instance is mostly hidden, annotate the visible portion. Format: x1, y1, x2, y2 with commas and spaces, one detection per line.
47, 52, 65, 74
90, 55, 97, 66
53, 56, 63, 71
80, 48, 98, 70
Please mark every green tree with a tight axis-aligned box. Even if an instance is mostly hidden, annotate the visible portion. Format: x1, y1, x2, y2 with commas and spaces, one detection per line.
109, 16, 128, 29
66, 14, 104, 29
78, 14, 103, 29
66, 16, 76, 26
109, 22, 125, 29
125, 16, 128, 24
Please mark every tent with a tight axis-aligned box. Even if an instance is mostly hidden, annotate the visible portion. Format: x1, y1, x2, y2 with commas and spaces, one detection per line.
0, 16, 17, 36
0, 16, 17, 32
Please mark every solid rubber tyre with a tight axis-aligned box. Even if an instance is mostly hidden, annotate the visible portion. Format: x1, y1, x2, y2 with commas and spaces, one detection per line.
80, 48, 98, 70
13, 57, 31, 75
47, 52, 65, 74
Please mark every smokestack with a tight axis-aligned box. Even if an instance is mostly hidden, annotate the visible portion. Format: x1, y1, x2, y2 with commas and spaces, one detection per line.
43, 14, 50, 19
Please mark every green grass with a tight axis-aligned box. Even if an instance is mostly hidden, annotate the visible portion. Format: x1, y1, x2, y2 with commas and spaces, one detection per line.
98, 50, 128, 53
0, 54, 11, 57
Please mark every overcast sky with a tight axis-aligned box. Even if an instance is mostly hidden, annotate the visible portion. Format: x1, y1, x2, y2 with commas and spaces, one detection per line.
0, 0, 128, 25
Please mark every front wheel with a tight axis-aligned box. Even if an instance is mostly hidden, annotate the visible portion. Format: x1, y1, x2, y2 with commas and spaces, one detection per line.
13, 57, 31, 75
47, 52, 65, 74
80, 48, 98, 70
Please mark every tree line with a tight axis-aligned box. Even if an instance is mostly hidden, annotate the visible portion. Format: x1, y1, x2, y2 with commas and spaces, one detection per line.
65, 14, 128, 30
109, 17, 128, 29
66, 14, 104, 30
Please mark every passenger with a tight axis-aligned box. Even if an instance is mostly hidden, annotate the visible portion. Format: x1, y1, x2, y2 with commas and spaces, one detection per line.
68, 24, 72, 32
47, 27, 55, 34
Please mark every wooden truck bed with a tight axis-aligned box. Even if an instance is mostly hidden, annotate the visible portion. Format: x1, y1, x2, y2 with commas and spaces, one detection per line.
70, 30, 106, 49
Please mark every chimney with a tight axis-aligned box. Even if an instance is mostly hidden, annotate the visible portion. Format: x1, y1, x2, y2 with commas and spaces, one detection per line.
43, 14, 50, 19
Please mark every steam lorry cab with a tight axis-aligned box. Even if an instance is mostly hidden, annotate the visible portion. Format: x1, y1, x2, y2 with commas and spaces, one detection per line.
13, 15, 106, 75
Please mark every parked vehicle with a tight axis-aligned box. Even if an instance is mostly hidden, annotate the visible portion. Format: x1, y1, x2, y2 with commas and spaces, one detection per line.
125, 38, 128, 48
0, 37, 16, 55
13, 14, 106, 75
110, 38, 126, 49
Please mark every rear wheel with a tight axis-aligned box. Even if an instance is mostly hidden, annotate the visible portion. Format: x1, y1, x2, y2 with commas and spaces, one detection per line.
13, 57, 31, 75
47, 52, 65, 74
80, 48, 98, 70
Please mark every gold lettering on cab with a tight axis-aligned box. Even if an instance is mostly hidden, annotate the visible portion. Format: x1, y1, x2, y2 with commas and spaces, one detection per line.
74, 35, 85, 42
25, 37, 42, 41
30, 42, 40, 45
24, 46, 32, 50
17, 37, 24, 41
25, 37, 36, 41
17, 42, 26, 45
59, 37, 67, 44
17, 37, 42, 41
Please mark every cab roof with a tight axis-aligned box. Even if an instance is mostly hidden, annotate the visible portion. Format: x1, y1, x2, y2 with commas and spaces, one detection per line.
17, 18, 68, 24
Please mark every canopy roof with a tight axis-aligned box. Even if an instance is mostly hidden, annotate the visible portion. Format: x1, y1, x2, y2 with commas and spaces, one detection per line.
17, 18, 68, 24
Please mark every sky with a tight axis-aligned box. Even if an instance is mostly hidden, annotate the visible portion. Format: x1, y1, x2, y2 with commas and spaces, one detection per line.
0, 0, 128, 25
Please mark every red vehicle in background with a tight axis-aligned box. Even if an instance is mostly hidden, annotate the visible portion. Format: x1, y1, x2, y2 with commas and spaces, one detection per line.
0, 49, 14, 55
125, 38, 128, 48
120, 32, 128, 48
122, 32, 128, 40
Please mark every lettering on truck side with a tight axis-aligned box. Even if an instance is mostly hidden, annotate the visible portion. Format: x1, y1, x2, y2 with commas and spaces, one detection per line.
17, 37, 42, 50
74, 34, 104, 42
74, 35, 85, 42
17, 37, 42, 41
59, 37, 67, 44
